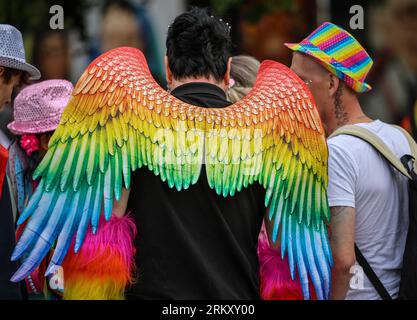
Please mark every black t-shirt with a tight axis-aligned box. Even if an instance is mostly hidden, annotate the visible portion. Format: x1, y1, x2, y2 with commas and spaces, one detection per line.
126, 83, 266, 299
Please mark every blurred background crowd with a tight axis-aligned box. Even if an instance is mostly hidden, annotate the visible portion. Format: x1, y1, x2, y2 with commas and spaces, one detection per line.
0, 0, 416, 139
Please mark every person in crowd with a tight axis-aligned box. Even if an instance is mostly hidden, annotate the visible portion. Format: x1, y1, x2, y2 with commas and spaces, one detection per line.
7, 79, 73, 299
287, 22, 412, 299
0, 23, 40, 300
94, 0, 164, 85
31, 30, 71, 82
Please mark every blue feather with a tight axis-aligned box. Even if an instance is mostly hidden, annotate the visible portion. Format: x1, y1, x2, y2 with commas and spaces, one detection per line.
103, 157, 114, 220
287, 213, 296, 280
49, 184, 87, 270
301, 223, 323, 300
312, 224, 331, 299
11, 190, 71, 281
12, 185, 57, 260
74, 184, 94, 252
16, 179, 45, 226
91, 173, 104, 234
294, 220, 309, 300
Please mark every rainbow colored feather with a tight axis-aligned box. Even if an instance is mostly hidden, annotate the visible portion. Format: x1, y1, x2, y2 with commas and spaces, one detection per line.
11, 47, 332, 299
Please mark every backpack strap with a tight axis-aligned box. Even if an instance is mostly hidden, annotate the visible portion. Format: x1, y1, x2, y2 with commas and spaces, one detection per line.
391, 125, 417, 177
328, 124, 417, 300
354, 244, 393, 300
329, 125, 413, 180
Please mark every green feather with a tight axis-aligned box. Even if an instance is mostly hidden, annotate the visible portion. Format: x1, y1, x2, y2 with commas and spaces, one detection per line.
165, 149, 174, 188
285, 158, 297, 200
306, 172, 314, 227
321, 185, 330, 221
265, 167, 279, 209
86, 130, 99, 185
45, 142, 70, 191
114, 150, 122, 201
236, 162, 245, 193
230, 163, 239, 196
174, 154, 183, 191
146, 138, 153, 170
106, 121, 115, 155
206, 162, 215, 189
222, 164, 231, 197
128, 127, 137, 171
290, 162, 303, 214
33, 142, 57, 179
139, 134, 147, 167
261, 149, 273, 189
241, 160, 249, 189
73, 133, 90, 191
214, 163, 223, 195
99, 127, 109, 173
297, 168, 309, 224
314, 179, 322, 230
121, 143, 130, 188
60, 135, 81, 191
269, 175, 284, 221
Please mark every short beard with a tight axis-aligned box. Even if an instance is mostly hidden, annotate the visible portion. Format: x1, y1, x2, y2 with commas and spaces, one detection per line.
333, 83, 348, 126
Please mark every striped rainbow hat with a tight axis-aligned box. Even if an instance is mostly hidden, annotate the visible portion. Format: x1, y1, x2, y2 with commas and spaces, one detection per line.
285, 22, 373, 93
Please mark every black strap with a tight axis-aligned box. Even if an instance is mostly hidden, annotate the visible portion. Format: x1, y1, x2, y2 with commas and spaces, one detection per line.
354, 244, 393, 300
401, 155, 417, 181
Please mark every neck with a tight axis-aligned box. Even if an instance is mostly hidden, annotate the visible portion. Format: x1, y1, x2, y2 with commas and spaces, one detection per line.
326, 94, 373, 136
170, 76, 226, 93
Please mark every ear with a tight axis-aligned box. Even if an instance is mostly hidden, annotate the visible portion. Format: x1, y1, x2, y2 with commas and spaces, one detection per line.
164, 56, 173, 86
224, 57, 232, 86
0, 66, 4, 77
328, 74, 341, 97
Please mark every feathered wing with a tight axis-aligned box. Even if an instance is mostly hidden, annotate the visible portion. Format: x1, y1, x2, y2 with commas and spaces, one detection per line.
205, 61, 332, 299
11, 47, 332, 300
11, 47, 206, 281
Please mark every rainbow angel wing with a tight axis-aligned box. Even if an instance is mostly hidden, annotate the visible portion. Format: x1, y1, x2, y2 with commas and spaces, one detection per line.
205, 61, 331, 299
11, 47, 331, 300
11, 47, 206, 281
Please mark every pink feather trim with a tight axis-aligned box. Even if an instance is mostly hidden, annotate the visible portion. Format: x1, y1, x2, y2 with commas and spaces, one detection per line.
258, 224, 315, 300
62, 214, 137, 300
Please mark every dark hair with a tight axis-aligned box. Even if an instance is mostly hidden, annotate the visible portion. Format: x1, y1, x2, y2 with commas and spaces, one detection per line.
0, 67, 29, 85
166, 7, 232, 82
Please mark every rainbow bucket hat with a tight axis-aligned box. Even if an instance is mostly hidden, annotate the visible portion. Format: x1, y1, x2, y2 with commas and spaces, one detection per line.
285, 22, 373, 93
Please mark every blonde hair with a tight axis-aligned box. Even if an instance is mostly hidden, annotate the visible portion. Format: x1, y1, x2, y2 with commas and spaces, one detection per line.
227, 55, 261, 103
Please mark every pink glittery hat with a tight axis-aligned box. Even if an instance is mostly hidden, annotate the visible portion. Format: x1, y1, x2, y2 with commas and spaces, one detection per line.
7, 80, 73, 135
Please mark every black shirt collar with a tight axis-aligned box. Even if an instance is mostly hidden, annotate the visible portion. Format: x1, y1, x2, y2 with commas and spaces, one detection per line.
170, 82, 230, 109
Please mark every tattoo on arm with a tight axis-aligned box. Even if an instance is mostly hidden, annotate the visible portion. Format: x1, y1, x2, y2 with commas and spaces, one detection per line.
329, 206, 355, 243
330, 206, 350, 218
